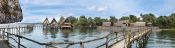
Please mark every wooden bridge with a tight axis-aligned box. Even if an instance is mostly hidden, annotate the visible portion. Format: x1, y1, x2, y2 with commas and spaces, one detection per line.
111, 28, 151, 48
0, 23, 153, 48
0, 36, 11, 48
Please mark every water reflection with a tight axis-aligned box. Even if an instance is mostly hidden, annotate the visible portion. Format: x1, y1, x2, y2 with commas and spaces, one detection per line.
42, 28, 59, 39
42, 28, 50, 39
26, 27, 34, 34
61, 29, 72, 38
61, 29, 72, 42
132, 30, 175, 48
50, 28, 59, 38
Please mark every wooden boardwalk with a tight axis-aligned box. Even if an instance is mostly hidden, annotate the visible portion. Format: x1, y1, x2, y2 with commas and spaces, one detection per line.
111, 29, 151, 48
0, 36, 11, 48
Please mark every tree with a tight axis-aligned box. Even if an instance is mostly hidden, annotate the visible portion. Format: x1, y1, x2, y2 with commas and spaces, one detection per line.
156, 16, 170, 28
78, 15, 88, 26
141, 13, 157, 25
110, 16, 117, 26
87, 17, 96, 26
169, 13, 175, 27
129, 15, 138, 23
119, 16, 129, 20
67, 16, 78, 26
101, 19, 109, 22
94, 17, 102, 26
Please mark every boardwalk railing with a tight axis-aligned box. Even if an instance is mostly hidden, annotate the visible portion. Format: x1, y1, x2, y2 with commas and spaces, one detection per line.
47, 29, 130, 48
0, 29, 55, 48
124, 27, 151, 48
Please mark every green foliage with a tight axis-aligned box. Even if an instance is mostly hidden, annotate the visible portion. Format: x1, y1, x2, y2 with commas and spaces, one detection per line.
94, 17, 103, 26
141, 13, 156, 24
110, 16, 117, 26
129, 15, 138, 23
58, 13, 175, 28
78, 15, 88, 26
156, 16, 170, 27
120, 16, 130, 20
67, 16, 78, 26
155, 13, 175, 28
87, 17, 96, 26
168, 13, 175, 27
101, 19, 109, 22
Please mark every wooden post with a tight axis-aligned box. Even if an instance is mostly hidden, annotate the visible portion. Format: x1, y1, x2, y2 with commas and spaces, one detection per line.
7, 32, 9, 40
106, 36, 108, 48
115, 32, 118, 42
127, 34, 131, 48
19, 27, 21, 35
2, 30, 5, 39
80, 41, 84, 48
18, 36, 20, 48
132, 33, 134, 39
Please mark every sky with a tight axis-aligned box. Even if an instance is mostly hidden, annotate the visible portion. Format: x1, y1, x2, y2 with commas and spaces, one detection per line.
19, 0, 175, 23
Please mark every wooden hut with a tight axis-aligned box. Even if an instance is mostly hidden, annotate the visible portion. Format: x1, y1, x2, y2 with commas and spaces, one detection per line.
58, 16, 65, 26
147, 22, 152, 26
50, 18, 59, 28
114, 20, 129, 27
102, 22, 111, 27
58, 17, 72, 29
130, 22, 146, 27
43, 17, 49, 26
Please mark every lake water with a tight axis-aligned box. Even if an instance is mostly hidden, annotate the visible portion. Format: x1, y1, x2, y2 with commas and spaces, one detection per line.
5, 24, 113, 48
3, 23, 175, 48
131, 30, 175, 48
145, 30, 175, 48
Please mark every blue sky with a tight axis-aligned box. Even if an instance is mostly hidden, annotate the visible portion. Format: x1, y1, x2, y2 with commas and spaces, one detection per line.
19, 0, 175, 23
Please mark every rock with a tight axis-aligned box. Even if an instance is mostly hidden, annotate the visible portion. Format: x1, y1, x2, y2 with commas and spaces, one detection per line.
0, 0, 23, 23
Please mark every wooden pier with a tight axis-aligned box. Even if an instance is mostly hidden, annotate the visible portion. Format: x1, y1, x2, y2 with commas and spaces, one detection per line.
0, 34, 11, 48
111, 28, 151, 48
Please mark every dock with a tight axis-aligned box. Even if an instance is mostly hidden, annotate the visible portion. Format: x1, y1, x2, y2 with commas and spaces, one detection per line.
111, 28, 151, 48
0, 36, 11, 48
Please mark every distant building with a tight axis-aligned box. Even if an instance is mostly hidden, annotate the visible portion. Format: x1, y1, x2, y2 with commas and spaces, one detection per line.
43, 17, 49, 26
147, 22, 152, 26
50, 18, 59, 28
114, 20, 129, 27
102, 22, 111, 27
58, 17, 72, 29
130, 22, 146, 27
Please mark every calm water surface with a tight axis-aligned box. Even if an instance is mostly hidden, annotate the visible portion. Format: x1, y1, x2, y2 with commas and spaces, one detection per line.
145, 30, 175, 48
132, 30, 175, 48
6, 24, 175, 48
8, 25, 111, 48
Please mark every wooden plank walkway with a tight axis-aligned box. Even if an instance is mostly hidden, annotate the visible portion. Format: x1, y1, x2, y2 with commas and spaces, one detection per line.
0, 36, 11, 48
111, 29, 150, 48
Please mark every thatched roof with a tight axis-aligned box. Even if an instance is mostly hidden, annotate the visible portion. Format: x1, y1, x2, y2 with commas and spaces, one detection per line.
58, 16, 71, 25
50, 18, 58, 25
43, 18, 49, 25
58, 16, 65, 25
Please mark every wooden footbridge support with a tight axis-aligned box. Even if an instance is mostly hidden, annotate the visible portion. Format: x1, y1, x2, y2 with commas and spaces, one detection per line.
111, 28, 152, 48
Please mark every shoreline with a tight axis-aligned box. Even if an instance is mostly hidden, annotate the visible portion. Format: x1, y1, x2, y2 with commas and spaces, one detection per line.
160, 28, 175, 30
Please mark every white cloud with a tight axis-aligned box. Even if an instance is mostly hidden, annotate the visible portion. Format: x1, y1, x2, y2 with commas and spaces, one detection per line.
19, 0, 175, 23
26, 0, 64, 5
87, 5, 107, 12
